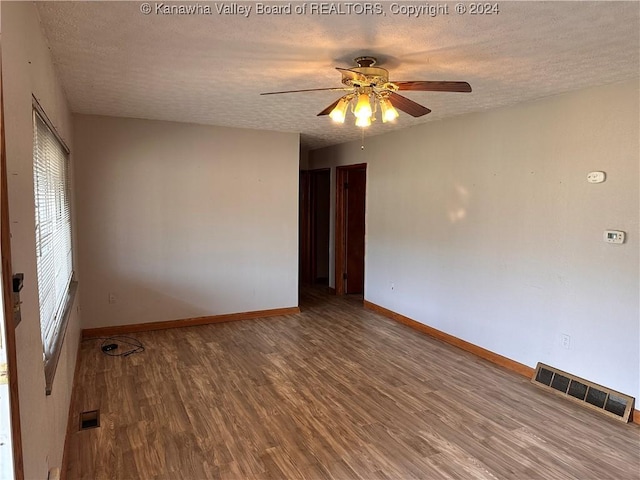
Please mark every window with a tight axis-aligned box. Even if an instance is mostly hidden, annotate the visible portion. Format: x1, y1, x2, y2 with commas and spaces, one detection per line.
32, 104, 76, 393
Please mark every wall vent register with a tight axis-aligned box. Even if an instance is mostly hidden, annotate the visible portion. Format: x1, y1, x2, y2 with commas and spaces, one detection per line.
532, 363, 634, 423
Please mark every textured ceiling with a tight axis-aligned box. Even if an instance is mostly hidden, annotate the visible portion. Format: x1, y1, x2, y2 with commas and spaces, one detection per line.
36, 1, 639, 150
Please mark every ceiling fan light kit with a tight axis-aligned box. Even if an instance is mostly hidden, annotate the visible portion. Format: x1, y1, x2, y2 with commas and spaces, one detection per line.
328, 95, 351, 123
328, 86, 400, 127
354, 91, 373, 119
261, 56, 472, 129
380, 96, 400, 123
355, 113, 372, 128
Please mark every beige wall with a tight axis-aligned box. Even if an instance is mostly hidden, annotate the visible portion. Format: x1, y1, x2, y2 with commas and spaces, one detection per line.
2, 2, 81, 478
310, 79, 640, 401
73, 115, 299, 329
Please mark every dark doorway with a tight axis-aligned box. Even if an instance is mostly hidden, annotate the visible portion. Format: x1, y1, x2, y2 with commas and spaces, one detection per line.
335, 164, 366, 295
299, 169, 330, 286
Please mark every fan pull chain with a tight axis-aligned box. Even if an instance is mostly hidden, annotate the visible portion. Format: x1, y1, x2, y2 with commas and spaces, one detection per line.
361, 127, 365, 150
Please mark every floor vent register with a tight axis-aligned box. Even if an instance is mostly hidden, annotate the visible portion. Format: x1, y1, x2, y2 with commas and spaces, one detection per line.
532, 363, 634, 423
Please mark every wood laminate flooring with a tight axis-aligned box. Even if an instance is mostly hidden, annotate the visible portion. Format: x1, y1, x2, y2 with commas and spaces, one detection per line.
65, 288, 640, 479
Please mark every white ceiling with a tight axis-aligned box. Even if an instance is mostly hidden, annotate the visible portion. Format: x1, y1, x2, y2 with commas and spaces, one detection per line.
36, 1, 639, 150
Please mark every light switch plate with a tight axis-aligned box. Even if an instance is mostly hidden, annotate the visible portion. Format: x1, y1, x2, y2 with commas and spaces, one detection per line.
587, 171, 606, 183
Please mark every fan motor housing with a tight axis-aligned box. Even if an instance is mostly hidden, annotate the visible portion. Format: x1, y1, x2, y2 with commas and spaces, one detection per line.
352, 66, 389, 85
340, 56, 391, 88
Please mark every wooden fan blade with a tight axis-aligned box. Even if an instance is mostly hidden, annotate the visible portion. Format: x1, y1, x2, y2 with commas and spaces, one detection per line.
336, 67, 366, 83
395, 81, 472, 93
317, 98, 342, 116
388, 92, 431, 117
261, 87, 348, 95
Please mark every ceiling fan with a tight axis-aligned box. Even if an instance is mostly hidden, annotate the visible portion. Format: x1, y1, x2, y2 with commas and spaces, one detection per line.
261, 56, 472, 127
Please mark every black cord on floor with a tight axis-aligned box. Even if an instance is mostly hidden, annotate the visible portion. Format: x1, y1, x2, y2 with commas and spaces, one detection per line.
83, 335, 145, 357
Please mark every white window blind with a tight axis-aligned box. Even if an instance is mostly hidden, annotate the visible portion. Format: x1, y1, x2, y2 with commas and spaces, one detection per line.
33, 109, 73, 361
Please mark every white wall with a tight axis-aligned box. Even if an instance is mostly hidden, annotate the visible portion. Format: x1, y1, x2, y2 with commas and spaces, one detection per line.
310, 79, 640, 401
74, 115, 299, 329
2, 2, 81, 478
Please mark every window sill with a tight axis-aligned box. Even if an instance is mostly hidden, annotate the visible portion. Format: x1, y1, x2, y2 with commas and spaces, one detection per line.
44, 280, 78, 396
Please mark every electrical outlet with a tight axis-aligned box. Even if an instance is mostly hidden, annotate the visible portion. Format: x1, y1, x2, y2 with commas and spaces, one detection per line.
561, 334, 571, 349
108, 293, 116, 304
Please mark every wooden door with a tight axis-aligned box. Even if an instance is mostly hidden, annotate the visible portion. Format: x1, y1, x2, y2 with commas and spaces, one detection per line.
336, 164, 366, 295
0, 42, 24, 479
299, 169, 331, 286
299, 171, 311, 285
312, 170, 330, 284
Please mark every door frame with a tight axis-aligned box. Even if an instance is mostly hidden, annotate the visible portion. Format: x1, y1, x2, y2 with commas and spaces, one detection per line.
0, 43, 25, 480
334, 163, 366, 296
